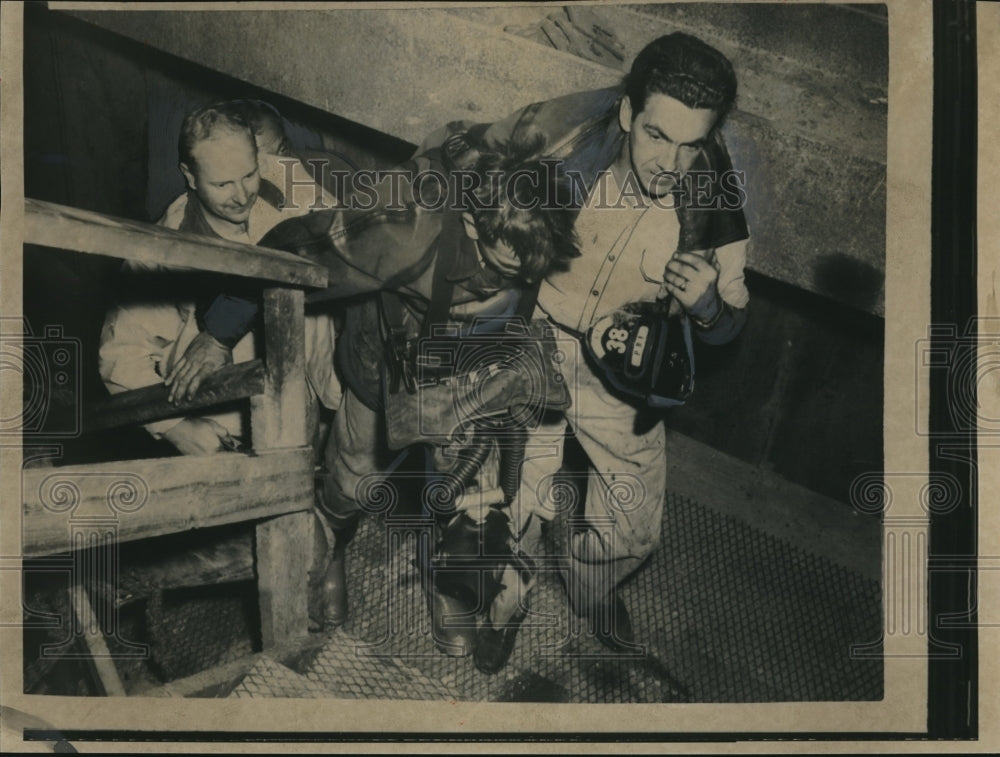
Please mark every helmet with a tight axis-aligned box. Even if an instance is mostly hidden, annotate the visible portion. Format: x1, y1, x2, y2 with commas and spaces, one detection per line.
585, 300, 695, 408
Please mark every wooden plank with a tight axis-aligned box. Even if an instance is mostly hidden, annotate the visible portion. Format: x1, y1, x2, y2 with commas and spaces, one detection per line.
22, 449, 313, 557
115, 534, 255, 604
251, 288, 307, 450
85, 359, 264, 433
255, 510, 312, 648
69, 583, 127, 697
24, 198, 327, 289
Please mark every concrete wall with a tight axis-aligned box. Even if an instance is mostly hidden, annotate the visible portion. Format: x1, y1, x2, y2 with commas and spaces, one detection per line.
67, 5, 887, 317
22, 5, 882, 503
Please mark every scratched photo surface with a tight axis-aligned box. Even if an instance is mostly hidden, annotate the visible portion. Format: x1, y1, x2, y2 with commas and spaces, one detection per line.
6, 0, 948, 748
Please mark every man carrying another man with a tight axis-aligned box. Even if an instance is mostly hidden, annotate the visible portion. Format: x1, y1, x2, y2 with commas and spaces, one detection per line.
180, 31, 750, 667
432, 32, 751, 654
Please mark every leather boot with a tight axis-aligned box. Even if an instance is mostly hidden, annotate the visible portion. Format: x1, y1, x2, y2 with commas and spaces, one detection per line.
428, 589, 477, 657
426, 512, 483, 657
307, 503, 358, 632
473, 561, 534, 674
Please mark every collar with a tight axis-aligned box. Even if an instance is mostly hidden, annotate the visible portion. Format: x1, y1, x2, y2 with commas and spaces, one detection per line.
179, 179, 284, 240
179, 190, 226, 238
257, 178, 285, 210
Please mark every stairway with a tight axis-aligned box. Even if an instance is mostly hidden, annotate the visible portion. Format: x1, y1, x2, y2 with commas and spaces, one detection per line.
67, 4, 887, 315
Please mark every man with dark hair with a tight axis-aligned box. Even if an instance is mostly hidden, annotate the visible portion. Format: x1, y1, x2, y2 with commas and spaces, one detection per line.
413, 31, 751, 655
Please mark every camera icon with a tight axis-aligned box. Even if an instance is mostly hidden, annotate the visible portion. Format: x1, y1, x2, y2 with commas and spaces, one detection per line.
0, 319, 81, 437
915, 318, 1000, 436
415, 317, 578, 441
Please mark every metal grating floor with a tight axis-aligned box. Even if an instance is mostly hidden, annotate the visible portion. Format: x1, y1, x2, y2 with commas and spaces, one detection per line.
230, 489, 882, 703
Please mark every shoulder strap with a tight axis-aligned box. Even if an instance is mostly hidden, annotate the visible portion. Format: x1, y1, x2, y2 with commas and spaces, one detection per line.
420, 211, 463, 339
514, 278, 542, 322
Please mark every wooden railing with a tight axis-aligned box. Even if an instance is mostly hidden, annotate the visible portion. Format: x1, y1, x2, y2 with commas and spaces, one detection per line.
21, 198, 327, 665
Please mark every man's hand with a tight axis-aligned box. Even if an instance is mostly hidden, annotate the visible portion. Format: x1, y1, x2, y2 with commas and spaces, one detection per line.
164, 331, 232, 404
161, 418, 231, 456
662, 250, 724, 322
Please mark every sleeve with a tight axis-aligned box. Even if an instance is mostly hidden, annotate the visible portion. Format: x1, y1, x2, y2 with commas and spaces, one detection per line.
714, 237, 750, 310
259, 200, 441, 300
199, 294, 260, 348
199, 164, 338, 346
409, 96, 544, 164
690, 238, 750, 346
702, 129, 750, 250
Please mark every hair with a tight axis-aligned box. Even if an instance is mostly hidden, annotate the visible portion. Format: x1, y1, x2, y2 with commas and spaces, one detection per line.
178, 105, 256, 172
467, 135, 581, 285
214, 99, 286, 142
624, 32, 737, 119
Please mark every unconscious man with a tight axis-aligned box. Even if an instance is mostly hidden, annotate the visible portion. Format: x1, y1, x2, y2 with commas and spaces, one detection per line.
192, 132, 582, 670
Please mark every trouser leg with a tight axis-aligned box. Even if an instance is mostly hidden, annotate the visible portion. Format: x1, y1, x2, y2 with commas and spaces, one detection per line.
564, 367, 665, 613
515, 331, 664, 652
308, 387, 379, 630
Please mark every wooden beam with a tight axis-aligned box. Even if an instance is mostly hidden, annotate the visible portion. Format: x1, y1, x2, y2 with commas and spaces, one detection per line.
22, 449, 313, 557
24, 198, 327, 289
251, 288, 307, 450
85, 359, 264, 433
115, 534, 255, 604
247, 287, 312, 647
69, 583, 128, 697
256, 510, 312, 649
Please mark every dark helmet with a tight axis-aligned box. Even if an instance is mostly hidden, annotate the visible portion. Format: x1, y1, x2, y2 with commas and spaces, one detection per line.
585, 300, 695, 408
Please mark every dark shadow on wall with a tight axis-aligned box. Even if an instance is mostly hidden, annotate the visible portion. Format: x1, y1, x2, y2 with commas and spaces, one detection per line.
668, 270, 884, 505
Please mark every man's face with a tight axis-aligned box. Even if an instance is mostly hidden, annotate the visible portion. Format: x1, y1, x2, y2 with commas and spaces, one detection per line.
619, 92, 718, 198
461, 212, 522, 278
181, 131, 260, 225
477, 237, 521, 278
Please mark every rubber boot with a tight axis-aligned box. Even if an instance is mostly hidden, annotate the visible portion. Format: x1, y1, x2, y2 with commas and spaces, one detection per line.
309, 472, 361, 632
426, 511, 483, 657
307, 511, 353, 631
473, 559, 535, 674
567, 582, 640, 654
428, 590, 478, 657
